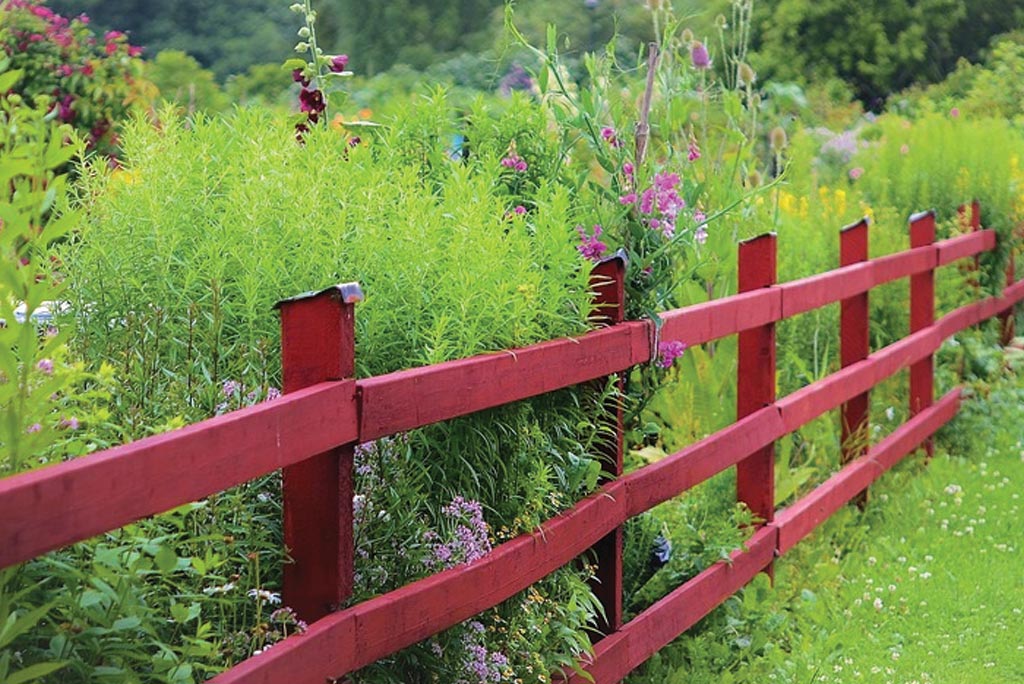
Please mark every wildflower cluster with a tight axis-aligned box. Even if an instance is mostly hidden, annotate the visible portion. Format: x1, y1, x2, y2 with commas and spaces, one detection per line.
0, 0, 145, 157
425, 496, 493, 570
215, 379, 282, 415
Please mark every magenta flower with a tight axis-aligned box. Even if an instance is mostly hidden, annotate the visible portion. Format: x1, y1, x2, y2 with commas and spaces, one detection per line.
658, 341, 688, 368
329, 54, 349, 73
513, 205, 527, 215
619, 192, 637, 205
950, 107, 960, 118
687, 139, 701, 162
576, 224, 608, 262
849, 167, 864, 181
37, 358, 54, 374
638, 172, 685, 238
500, 153, 528, 172
601, 126, 623, 148
691, 41, 711, 69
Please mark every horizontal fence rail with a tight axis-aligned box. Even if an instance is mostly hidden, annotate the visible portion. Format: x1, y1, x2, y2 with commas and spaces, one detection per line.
0, 203, 1019, 684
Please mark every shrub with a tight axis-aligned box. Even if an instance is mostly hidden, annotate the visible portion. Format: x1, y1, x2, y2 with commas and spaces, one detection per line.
0, 0, 148, 158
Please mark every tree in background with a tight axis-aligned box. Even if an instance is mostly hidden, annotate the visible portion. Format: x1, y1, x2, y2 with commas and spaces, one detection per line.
47, 0, 294, 79
752, 0, 1024, 108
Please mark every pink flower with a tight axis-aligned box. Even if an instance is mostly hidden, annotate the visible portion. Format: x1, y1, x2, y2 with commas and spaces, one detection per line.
687, 140, 701, 162
576, 224, 608, 262
104, 30, 125, 42
900, 144, 910, 155
513, 205, 527, 215
329, 54, 349, 73
27, 423, 42, 434
690, 42, 711, 69
500, 153, 528, 172
59, 416, 79, 430
601, 126, 623, 148
950, 107, 960, 118
619, 192, 637, 205
849, 167, 864, 181
657, 341, 688, 368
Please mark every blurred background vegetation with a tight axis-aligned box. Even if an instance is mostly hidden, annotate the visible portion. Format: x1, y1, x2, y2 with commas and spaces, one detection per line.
47, 0, 1024, 112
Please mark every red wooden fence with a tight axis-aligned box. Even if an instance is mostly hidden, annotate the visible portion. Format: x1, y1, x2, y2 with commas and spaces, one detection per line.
0, 203, 1020, 683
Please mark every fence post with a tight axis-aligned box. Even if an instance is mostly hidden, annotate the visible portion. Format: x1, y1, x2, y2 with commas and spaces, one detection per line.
840, 218, 870, 506
1000, 222, 1016, 345
588, 252, 626, 638
909, 212, 935, 459
275, 283, 363, 623
737, 234, 777, 533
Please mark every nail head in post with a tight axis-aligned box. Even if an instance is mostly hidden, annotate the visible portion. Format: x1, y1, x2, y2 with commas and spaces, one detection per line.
273, 282, 364, 310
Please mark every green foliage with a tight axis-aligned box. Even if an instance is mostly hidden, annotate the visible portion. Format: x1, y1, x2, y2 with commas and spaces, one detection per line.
752, 0, 1024, 107
0, 0, 148, 157
145, 51, 230, 114
48, 0, 296, 80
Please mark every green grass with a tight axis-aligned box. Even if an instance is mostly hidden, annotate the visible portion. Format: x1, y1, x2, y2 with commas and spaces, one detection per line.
630, 338, 1024, 683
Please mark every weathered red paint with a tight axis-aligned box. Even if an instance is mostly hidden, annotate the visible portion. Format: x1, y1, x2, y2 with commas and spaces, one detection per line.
909, 212, 936, 458
278, 284, 361, 622
840, 219, 870, 506
589, 254, 626, 637
737, 234, 777, 525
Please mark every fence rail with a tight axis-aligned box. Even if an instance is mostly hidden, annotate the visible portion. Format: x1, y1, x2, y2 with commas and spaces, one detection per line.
0, 202, 1019, 683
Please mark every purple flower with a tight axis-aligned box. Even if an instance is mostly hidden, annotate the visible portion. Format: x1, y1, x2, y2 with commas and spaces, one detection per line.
500, 153, 527, 172
222, 380, 241, 398
27, 423, 42, 434
694, 224, 708, 244
619, 192, 637, 205
513, 205, 526, 215
59, 416, 79, 430
265, 387, 282, 401
601, 126, 623, 148
638, 172, 685, 238
329, 54, 349, 73
657, 340, 687, 369
576, 224, 608, 262
687, 139, 701, 162
37, 358, 54, 375
690, 41, 711, 69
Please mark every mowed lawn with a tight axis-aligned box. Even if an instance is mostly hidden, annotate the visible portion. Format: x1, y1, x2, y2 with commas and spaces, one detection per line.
634, 347, 1024, 684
